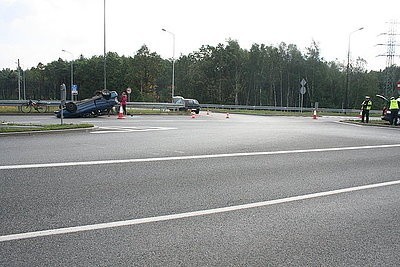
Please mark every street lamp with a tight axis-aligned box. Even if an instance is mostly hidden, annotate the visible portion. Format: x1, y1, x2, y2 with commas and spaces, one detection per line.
62, 49, 74, 101
103, 0, 107, 91
162, 28, 175, 101
16, 59, 21, 100
345, 27, 364, 113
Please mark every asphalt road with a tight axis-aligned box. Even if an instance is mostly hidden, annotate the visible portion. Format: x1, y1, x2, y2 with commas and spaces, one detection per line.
1, 112, 400, 266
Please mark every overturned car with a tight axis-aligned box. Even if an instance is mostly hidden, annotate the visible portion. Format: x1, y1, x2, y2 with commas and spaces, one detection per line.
55, 90, 119, 118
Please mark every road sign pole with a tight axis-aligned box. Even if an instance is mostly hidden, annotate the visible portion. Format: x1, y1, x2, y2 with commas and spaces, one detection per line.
299, 79, 307, 113
126, 87, 132, 102
60, 84, 66, 125
301, 93, 304, 113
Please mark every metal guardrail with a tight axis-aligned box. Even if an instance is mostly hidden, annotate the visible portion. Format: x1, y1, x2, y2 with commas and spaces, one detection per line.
0, 100, 381, 114
0, 100, 184, 110
200, 103, 382, 114
128, 102, 184, 110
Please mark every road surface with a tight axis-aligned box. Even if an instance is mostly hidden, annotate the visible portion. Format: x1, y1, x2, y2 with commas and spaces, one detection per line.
1, 113, 399, 266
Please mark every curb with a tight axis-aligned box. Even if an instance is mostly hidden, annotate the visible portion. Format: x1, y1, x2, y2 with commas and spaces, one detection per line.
340, 120, 400, 128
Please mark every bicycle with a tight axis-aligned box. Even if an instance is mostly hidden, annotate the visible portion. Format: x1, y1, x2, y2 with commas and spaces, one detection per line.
20, 99, 49, 113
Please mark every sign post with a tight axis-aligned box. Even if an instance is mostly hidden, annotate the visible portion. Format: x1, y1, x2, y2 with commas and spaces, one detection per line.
60, 84, 66, 125
72, 85, 78, 101
300, 79, 307, 113
126, 87, 132, 102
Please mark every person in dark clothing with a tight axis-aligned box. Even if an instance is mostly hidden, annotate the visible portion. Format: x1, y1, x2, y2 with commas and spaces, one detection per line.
120, 91, 128, 115
389, 97, 399, 126
361, 96, 372, 123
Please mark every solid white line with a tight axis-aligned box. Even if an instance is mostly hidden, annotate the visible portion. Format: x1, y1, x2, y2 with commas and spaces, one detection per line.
1, 144, 400, 170
1, 179, 399, 243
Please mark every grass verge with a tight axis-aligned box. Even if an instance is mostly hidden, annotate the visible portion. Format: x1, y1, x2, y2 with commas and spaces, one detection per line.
0, 123, 94, 133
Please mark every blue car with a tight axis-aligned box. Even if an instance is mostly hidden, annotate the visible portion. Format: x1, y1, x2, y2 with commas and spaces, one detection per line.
55, 90, 119, 118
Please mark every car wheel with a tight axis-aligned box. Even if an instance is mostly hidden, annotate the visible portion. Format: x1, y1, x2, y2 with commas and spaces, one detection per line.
65, 102, 77, 113
101, 89, 111, 100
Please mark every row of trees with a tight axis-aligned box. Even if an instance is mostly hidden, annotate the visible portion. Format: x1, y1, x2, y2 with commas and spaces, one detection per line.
1, 40, 399, 109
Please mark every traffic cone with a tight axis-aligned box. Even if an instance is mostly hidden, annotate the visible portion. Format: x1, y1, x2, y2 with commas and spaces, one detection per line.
312, 109, 317, 119
226, 112, 230, 119
117, 106, 125, 119
191, 112, 196, 119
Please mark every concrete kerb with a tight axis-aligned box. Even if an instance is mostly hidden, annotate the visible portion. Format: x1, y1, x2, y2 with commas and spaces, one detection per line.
339, 120, 400, 128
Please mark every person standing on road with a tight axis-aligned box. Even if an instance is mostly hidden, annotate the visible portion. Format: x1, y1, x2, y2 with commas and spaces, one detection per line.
120, 91, 128, 115
389, 97, 399, 126
361, 96, 372, 123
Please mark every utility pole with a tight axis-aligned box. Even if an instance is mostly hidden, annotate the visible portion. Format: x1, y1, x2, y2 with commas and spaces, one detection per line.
162, 28, 175, 101
345, 27, 364, 113
17, 59, 21, 100
103, 0, 107, 91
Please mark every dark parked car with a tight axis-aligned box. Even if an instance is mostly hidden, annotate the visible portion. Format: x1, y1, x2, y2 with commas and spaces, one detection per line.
376, 94, 400, 124
55, 90, 119, 118
173, 96, 200, 114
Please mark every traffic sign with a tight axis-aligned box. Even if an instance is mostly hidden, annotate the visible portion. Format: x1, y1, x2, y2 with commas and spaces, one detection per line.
126, 87, 132, 94
300, 78, 307, 87
300, 86, 306, 95
72, 85, 78, 95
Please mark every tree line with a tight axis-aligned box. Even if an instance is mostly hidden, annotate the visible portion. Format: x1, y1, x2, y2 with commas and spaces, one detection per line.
1, 39, 399, 109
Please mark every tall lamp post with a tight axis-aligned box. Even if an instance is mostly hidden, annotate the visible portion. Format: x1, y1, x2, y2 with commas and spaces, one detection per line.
345, 27, 364, 113
103, 0, 107, 91
162, 28, 175, 101
16, 59, 21, 100
62, 49, 74, 101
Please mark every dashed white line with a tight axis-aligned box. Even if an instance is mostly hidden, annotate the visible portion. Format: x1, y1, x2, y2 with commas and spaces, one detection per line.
91, 126, 177, 133
0, 144, 400, 170
1, 144, 400, 170
1, 179, 399, 243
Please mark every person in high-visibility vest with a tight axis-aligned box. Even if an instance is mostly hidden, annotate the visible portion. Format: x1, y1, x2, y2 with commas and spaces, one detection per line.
361, 96, 372, 123
389, 97, 399, 126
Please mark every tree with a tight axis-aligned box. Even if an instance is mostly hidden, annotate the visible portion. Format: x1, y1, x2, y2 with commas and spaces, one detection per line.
132, 45, 163, 101
1, 39, 397, 111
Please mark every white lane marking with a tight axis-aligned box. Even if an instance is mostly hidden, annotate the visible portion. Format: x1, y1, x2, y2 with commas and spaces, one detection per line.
335, 121, 364, 127
91, 126, 177, 134
1, 179, 399, 243
1, 144, 400, 170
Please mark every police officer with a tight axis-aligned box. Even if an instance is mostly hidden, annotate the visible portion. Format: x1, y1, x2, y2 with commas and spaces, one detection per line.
389, 97, 399, 126
361, 96, 372, 123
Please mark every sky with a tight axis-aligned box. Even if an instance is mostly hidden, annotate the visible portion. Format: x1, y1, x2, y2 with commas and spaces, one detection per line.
1, 0, 399, 71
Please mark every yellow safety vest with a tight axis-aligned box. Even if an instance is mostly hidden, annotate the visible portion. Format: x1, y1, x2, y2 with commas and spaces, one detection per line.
362, 100, 372, 110
366, 100, 372, 110
390, 99, 399, 109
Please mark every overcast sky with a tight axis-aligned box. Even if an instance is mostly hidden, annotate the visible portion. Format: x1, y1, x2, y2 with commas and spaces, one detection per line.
1, 0, 399, 71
